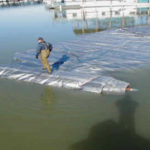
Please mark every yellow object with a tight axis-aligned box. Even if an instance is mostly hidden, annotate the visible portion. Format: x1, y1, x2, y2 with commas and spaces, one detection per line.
41, 87, 55, 105
40, 49, 51, 73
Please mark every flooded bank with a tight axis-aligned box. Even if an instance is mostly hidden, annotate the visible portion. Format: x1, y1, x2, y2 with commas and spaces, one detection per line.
0, 4, 150, 150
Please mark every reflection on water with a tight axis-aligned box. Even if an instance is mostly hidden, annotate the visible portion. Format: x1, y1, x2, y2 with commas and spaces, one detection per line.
116, 95, 138, 133
41, 87, 55, 105
53, 7, 150, 34
71, 95, 150, 150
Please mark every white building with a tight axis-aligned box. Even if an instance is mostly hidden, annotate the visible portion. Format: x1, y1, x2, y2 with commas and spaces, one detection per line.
44, 0, 150, 9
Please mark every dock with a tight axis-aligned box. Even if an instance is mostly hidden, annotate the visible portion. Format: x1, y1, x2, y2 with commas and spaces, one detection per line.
0, 0, 42, 7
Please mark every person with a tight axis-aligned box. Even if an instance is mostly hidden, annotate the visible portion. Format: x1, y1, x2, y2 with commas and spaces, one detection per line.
36, 37, 52, 74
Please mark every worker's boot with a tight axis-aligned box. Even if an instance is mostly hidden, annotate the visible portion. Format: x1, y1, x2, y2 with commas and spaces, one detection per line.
47, 68, 52, 74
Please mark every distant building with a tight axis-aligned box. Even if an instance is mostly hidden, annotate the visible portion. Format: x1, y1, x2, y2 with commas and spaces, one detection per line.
43, 0, 150, 9
139, 0, 150, 2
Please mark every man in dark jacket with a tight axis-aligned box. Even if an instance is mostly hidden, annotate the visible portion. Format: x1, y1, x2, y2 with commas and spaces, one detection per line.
36, 37, 52, 74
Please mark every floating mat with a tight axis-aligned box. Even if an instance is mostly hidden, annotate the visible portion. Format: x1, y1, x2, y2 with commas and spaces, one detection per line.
0, 66, 129, 94
82, 76, 129, 94
1, 25, 150, 94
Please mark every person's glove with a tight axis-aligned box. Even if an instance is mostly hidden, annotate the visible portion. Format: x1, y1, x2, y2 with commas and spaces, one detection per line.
35, 55, 38, 59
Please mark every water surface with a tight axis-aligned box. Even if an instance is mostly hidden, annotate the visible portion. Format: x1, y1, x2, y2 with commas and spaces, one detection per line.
0, 4, 150, 150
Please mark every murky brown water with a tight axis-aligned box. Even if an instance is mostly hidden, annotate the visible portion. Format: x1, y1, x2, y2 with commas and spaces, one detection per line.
0, 4, 150, 150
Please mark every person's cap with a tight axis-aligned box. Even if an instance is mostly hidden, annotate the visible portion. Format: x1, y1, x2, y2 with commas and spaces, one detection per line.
38, 37, 43, 41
